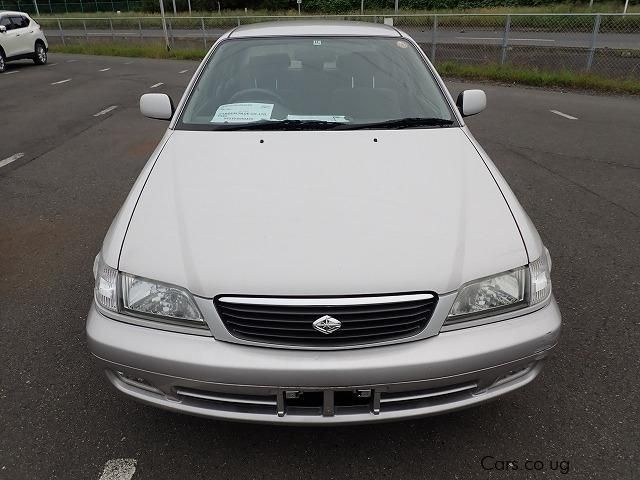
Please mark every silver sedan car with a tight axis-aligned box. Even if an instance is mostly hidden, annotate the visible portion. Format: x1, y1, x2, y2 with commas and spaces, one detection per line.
87, 21, 561, 424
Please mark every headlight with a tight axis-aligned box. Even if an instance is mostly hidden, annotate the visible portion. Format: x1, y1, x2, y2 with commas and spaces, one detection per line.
447, 250, 552, 325
448, 267, 527, 323
93, 254, 204, 328
121, 273, 204, 325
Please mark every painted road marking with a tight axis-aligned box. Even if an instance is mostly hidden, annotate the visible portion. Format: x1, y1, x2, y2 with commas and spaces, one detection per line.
51, 78, 71, 85
93, 105, 118, 117
3, 70, 19, 75
66, 59, 78, 63
150, 82, 164, 89
550, 110, 578, 120
0, 153, 25, 169
123, 61, 134, 65
98, 459, 137, 480
456, 37, 555, 42
99, 68, 111, 72
47, 62, 58, 66
179, 69, 189, 73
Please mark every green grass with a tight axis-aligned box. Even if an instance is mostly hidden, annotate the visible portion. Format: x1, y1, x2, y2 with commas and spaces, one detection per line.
51, 42, 205, 59
50, 43, 640, 95
437, 62, 640, 94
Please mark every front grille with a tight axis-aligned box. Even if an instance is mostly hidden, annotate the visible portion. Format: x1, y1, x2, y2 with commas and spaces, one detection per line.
214, 293, 438, 347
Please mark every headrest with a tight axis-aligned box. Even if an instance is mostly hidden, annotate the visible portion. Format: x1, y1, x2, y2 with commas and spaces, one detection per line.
336, 52, 377, 75
294, 47, 334, 69
247, 53, 290, 71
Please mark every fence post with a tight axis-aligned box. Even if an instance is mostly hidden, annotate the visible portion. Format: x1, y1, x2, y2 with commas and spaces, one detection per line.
431, 14, 437, 62
394, 0, 398, 14
83, 19, 88, 40
80, 0, 83, 12
138, 19, 143, 39
500, 14, 511, 65
48, 0, 52, 13
587, 14, 601, 71
360, 0, 363, 15
201, 17, 206, 49
237, 16, 240, 26
64, 0, 67, 13
57, 18, 65, 45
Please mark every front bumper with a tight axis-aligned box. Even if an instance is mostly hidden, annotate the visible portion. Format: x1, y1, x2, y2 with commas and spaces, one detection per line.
86, 297, 561, 425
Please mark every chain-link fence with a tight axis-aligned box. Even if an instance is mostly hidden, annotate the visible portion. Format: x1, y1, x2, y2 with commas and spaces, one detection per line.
0, 0, 145, 13
35, 13, 640, 78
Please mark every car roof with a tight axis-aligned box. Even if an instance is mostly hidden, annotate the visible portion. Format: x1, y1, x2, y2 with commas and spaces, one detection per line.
0, 10, 29, 16
229, 20, 400, 39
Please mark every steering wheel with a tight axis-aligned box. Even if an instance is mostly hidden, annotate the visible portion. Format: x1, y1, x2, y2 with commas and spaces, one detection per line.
229, 88, 286, 106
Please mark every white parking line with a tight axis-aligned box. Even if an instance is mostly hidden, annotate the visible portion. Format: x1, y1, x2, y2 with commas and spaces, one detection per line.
97, 459, 137, 480
550, 109, 578, 120
99, 68, 111, 72
47, 62, 58, 67
179, 69, 189, 74
0, 153, 25, 169
3, 70, 19, 75
51, 78, 71, 85
93, 105, 118, 117
149, 82, 164, 89
66, 59, 78, 63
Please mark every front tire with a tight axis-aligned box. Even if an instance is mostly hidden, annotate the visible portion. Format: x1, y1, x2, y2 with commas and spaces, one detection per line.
33, 42, 47, 65
0, 51, 6, 73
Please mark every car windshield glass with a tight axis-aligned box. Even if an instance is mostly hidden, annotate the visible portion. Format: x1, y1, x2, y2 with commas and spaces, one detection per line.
177, 36, 456, 130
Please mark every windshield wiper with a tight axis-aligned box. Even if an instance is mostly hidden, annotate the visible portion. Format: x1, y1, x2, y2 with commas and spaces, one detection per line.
336, 117, 454, 130
212, 120, 344, 131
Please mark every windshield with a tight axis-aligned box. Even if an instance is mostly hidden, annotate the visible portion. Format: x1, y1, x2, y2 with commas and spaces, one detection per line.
178, 36, 456, 130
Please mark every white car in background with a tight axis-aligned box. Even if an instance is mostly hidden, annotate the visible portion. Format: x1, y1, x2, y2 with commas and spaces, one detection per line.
0, 11, 48, 73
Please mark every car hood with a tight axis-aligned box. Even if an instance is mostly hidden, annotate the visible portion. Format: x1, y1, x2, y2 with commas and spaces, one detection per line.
119, 128, 527, 297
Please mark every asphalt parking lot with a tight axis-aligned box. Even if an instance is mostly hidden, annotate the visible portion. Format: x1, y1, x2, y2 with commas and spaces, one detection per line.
1, 54, 639, 479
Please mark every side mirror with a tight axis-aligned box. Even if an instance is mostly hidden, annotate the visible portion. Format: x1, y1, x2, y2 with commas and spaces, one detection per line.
0, 25, 7, 33
140, 93, 174, 120
456, 89, 486, 117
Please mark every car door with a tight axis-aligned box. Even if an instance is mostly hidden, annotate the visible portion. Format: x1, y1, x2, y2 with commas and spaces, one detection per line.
0, 15, 20, 57
9, 15, 33, 55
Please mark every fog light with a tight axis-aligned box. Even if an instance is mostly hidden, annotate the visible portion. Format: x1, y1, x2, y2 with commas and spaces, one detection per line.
490, 364, 534, 388
114, 370, 162, 394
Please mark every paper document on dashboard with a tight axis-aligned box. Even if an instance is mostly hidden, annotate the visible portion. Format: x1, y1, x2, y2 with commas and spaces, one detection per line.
212, 103, 274, 123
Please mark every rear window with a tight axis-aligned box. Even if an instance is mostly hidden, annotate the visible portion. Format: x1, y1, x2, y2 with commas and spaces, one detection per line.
178, 36, 455, 130
10, 16, 30, 28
